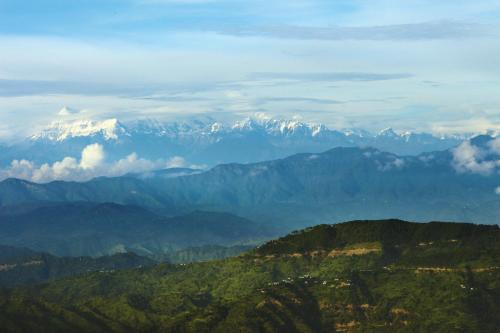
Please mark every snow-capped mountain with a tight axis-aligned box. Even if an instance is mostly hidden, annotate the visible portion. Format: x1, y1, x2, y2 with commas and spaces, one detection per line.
29, 117, 467, 143
0, 116, 467, 168
32, 119, 129, 141
377, 127, 400, 138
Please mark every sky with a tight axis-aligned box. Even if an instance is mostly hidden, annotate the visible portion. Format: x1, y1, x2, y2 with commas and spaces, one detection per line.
1, 0, 500, 138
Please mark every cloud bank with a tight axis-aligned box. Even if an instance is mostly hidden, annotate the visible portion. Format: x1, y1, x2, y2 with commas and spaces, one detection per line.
452, 138, 500, 175
0, 144, 198, 183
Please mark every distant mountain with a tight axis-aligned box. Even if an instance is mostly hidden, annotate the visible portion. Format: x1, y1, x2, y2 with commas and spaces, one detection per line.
0, 136, 498, 228
0, 245, 155, 288
147, 135, 500, 226
31, 118, 127, 141
0, 177, 175, 210
0, 117, 465, 168
0, 203, 274, 257
2, 220, 499, 332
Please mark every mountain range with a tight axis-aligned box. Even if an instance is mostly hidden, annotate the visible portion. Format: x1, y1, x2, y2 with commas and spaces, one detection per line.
0, 203, 274, 257
1, 121, 499, 332
0, 117, 467, 170
0, 135, 499, 228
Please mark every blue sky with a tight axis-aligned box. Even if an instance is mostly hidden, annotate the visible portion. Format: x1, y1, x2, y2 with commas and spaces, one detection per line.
1, 0, 500, 137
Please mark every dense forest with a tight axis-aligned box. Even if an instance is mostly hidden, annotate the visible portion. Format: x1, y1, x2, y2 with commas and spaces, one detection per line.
1, 219, 499, 332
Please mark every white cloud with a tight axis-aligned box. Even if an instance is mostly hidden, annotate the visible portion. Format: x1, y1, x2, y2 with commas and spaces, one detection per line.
220, 21, 492, 41
393, 158, 405, 168
58, 106, 80, 116
108, 153, 157, 175
452, 140, 500, 175
8, 157, 82, 183
166, 156, 188, 168
80, 143, 105, 169
431, 117, 500, 136
488, 137, 500, 154
495, 186, 500, 194
0, 144, 199, 183
377, 157, 406, 171
165, 156, 206, 170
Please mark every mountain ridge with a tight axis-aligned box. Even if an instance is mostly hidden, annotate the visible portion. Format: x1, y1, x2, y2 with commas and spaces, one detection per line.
1, 139, 500, 227
0, 246, 155, 288
31, 116, 468, 144
0, 116, 469, 169
0, 202, 274, 257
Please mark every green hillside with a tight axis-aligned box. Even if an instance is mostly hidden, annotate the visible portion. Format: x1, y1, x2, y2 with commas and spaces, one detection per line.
0, 246, 155, 288
1, 220, 500, 332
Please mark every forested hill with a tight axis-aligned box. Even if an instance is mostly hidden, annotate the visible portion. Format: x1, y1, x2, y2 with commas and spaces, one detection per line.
1, 219, 500, 332
0, 245, 155, 288
256, 219, 500, 256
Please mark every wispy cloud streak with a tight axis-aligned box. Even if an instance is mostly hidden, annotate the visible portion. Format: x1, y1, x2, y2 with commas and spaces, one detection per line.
218, 21, 494, 41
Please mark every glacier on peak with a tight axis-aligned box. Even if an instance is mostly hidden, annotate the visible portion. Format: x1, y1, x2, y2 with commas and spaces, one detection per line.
31, 119, 127, 141
377, 127, 399, 137
0, 115, 473, 170
29, 116, 468, 143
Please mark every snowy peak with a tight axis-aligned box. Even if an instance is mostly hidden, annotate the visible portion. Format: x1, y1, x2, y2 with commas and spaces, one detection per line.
32, 118, 128, 141
230, 118, 326, 137
263, 119, 302, 135
232, 118, 260, 131
13, 115, 471, 171
29, 116, 466, 156
209, 122, 224, 133
342, 128, 371, 138
377, 127, 399, 138
126, 119, 172, 136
